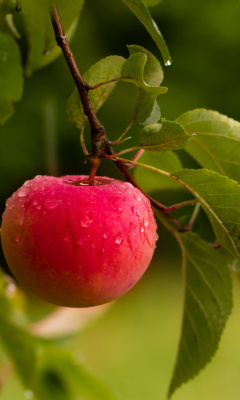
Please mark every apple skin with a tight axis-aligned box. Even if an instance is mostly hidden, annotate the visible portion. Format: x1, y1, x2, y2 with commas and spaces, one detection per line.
1, 175, 157, 307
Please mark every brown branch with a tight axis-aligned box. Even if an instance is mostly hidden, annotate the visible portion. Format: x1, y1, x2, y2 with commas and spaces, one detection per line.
50, 2, 109, 161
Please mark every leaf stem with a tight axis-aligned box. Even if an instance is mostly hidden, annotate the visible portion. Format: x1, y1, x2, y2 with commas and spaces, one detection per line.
165, 199, 198, 213
186, 202, 201, 230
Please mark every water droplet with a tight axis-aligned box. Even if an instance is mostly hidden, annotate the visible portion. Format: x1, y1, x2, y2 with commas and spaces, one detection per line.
131, 206, 140, 216
165, 59, 172, 66
32, 200, 38, 206
18, 187, 30, 198
137, 196, 142, 202
18, 213, 25, 226
44, 199, 61, 210
5, 198, 11, 207
15, 233, 21, 243
115, 234, 123, 245
144, 220, 149, 227
103, 231, 108, 239
140, 226, 145, 233
23, 180, 31, 187
156, 233, 159, 242
118, 207, 123, 212
124, 182, 133, 188
24, 389, 34, 399
130, 222, 137, 230
91, 240, 96, 248
80, 215, 93, 228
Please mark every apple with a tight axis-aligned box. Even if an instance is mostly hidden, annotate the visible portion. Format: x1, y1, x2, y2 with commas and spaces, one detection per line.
1, 175, 157, 307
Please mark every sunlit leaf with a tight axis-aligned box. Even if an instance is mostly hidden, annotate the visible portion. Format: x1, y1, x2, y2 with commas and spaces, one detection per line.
174, 169, 240, 258
168, 232, 233, 398
139, 119, 191, 151
67, 55, 125, 129
0, 31, 23, 124
177, 109, 240, 183
121, 0, 171, 65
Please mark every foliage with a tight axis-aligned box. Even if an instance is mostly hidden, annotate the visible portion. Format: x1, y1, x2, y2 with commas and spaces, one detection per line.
0, 0, 240, 399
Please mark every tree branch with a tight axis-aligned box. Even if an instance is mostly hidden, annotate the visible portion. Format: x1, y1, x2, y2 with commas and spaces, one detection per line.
50, 2, 109, 161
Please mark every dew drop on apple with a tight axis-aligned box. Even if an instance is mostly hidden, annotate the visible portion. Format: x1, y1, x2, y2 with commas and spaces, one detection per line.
134, 192, 142, 202
124, 182, 133, 188
44, 199, 61, 210
15, 233, 21, 243
140, 226, 145, 233
144, 220, 149, 227
18, 187, 30, 198
103, 231, 108, 239
131, 206, 140, 216
115, 234, 123, 245
18, 213, 25, 226
80, 214, 93, 228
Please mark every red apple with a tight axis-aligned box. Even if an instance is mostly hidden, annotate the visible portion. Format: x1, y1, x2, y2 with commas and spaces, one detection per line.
1, 175, 157, 307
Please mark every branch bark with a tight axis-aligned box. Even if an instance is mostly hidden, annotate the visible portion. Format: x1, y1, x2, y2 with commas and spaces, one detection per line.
50, 2, 109, 161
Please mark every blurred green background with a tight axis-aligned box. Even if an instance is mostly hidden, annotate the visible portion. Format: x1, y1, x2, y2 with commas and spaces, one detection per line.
1, 0, 240, 399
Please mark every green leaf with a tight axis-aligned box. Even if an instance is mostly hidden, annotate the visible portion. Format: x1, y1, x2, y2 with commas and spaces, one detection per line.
121, 52, 167, 94
121, 0, 171, 65
127, 44, 163, 123
133, 150, 183, 192
174, 169, 240, 258
177, 109, 240, 183
139, 118, 192, 151
168, 232, 233, 398
0, 273, 37, 386
0, 31, 23, 124
21, 0, 84, 75
67, 55, 125, 129
36, 348, 118, 400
